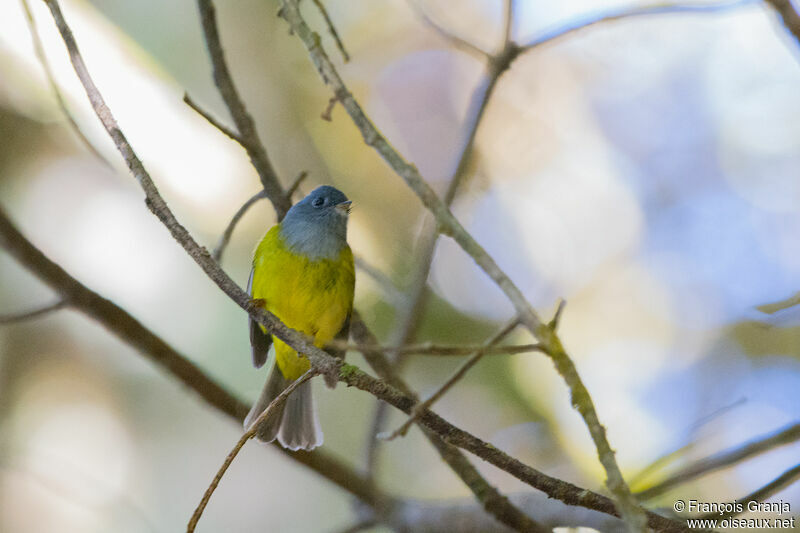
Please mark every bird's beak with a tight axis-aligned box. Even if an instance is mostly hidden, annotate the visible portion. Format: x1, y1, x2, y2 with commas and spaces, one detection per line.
334, 200, 352, 215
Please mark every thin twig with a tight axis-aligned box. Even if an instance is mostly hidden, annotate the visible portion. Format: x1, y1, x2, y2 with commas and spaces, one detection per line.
502, 0, 514, 46
327, 339, 544, 357
278, 3, 647, 530
766, 0, 800, 50
19, 0, 111, 167
321, 95, 339, 121
548, 298, 567, 330
286, 170, 309, 199
183, 92, 242, 142
196, 0, 292, 219
0, 299, 69, 324
381, 318, 519, 441
637, 422, 800, 500
520, 0, 755, 50
212, 170, 307, 263
757, 291, 800, 314
311, 0, 350, 62
352, 256, 405, 305
406, 0, 492, 58
697, 463, 800, 521
187, 370, 318, 533
629, 398, 748, 489
212, 190, 267, 262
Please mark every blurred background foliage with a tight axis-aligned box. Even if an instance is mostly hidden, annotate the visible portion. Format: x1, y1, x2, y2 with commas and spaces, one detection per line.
0, 0, 799, 531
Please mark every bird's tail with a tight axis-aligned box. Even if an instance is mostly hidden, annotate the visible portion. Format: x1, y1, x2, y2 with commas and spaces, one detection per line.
243, 365, 323, 451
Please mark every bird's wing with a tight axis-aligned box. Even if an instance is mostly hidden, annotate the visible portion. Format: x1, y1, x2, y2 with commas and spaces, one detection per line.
248, 267, 272, 368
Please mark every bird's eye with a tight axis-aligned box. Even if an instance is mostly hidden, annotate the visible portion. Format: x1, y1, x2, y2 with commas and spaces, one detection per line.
312, 197, 325, 207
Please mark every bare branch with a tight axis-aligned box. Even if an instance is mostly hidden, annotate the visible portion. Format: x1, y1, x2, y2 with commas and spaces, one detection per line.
19, 0, 111, 167
502, 0, 514, 46
187, 370, 319, 532
697, 463, 800, 521
183, 92, 242, 142
757, 291, 800, 314
321, 95, 339, 121
548, 298, 567, 330
0, 299, 68, 324
406, 0, 492, 59
328, 339, 544, 357
286, 169, 309, 199
277, 3, 647, 530
765, 0, 800, 49
195, 0, 292, 218
212, 170, 307, 263
352, 256, 405, 305
381, 318, 519, 441
311, 0, 350, 62
212, 189, 267, 262
637, 422, 800, 500
520, 0, 755, 50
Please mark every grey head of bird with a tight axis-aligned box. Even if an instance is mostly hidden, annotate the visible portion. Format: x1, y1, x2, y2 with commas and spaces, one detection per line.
280, 185, 352, 260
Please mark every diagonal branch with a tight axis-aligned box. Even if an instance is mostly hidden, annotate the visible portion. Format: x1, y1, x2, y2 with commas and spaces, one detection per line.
187, 369, 319, 532
212, 189, 267, 262
381, 318, 519, 440
277, 2, 647, 530
19, 0, 111, 167
183, 92, 242, 142
405, 0, 491, 58
636, 421, 800, 500
212, 172, 307, 263
697, 463, 800, 521
328, 339, 544, 357
311, 0, 350, 62
195, 0, 292, 218
502, 0, 514, 46
757, 291, 800, 314
0, 299, 69, 324
765, 0, 800, 50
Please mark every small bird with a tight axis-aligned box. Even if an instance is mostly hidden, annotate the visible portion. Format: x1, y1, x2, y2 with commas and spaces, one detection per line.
244, 185, 355, 450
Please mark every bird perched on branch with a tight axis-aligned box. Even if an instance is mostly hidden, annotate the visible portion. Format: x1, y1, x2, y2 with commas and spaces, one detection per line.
244, 185, 355, 450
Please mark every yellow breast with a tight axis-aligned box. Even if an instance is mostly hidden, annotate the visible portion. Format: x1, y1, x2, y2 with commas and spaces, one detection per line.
250, 225, 355, 379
